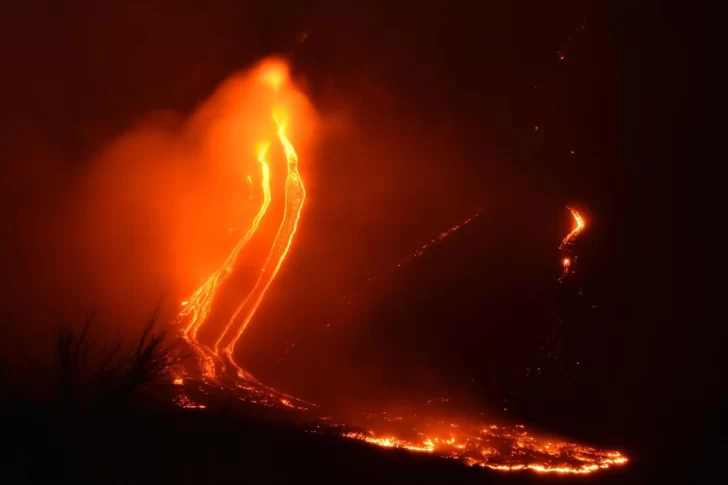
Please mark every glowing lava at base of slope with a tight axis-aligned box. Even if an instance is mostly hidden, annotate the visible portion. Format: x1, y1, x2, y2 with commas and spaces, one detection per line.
343, 419, 627, 475
348, 211, 481, 304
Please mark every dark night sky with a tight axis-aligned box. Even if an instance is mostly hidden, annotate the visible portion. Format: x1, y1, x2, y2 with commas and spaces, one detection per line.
0, 0, 717, 478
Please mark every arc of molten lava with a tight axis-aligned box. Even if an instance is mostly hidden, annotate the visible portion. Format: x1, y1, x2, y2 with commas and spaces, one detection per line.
560, 207, 585, 248
559, 207, 586, 281
215, 114, 306, 369
176, 144, 273, 377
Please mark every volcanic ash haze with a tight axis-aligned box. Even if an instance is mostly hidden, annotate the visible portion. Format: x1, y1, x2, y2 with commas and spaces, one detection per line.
2, 58, 317, 353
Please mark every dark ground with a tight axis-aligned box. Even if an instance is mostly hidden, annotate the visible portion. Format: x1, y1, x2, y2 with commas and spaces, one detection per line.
2, 400, 639, 485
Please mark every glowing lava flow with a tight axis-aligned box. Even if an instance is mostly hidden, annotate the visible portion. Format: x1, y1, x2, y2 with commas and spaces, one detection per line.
215, 116, 306, 372
174, 59, 306, 383
175, 144, 272, 378
344, 432, 435, 452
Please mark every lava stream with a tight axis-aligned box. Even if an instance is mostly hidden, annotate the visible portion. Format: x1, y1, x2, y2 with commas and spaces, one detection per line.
215, 116, 306, 373
343, 417, 628, 475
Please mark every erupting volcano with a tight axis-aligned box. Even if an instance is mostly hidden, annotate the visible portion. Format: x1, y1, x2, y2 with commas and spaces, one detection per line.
174, 60, 309, 386
170, 58, 627, 476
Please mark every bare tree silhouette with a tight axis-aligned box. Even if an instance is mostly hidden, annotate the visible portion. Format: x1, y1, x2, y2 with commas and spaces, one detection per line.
56, 308, 187, 407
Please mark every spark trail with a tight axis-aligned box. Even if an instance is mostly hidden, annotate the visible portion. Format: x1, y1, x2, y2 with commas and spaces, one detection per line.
349, 210, 481, 304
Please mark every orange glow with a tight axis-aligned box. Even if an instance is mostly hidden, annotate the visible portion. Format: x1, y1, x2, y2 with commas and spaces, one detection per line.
173, 57, 313, 385
173, 393, 207, 409
559, 207, 585, 281
258, 60, 289, 92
